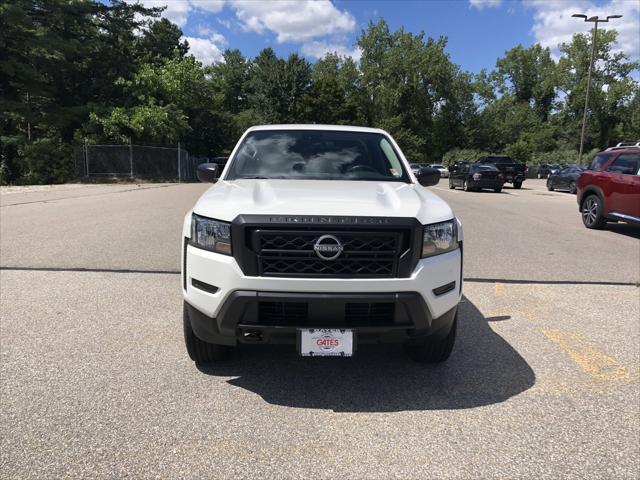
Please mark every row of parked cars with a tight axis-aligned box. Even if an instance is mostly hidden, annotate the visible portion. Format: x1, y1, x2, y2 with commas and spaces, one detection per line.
413, 144, 639, 230
412, 155, 527, 193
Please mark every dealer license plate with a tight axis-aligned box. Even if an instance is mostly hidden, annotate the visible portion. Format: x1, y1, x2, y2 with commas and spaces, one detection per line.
298, 329, 354, 357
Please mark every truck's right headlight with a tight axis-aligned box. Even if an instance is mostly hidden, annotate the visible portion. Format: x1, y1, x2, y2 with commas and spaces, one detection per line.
422, 219, 457, 258
190, 214, 232, 255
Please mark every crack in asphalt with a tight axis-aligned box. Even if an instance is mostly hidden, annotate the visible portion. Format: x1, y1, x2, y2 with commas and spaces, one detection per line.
0, 184, 181, 207
1, 267, 637, 286
0, 266, 180, 275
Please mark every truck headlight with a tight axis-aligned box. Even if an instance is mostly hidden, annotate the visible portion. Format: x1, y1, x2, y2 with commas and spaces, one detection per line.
422, 219, 457, 258
190, 214, 232, 255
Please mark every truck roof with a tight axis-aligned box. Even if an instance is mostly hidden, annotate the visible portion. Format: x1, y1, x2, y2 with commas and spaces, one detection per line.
246, 124, 388, 135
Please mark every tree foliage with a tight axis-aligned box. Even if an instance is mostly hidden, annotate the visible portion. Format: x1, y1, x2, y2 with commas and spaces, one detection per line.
1, 3, 638, 184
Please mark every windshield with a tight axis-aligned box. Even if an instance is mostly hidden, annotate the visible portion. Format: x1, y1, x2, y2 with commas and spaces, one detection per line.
588, 154, 611, 171
473, 164, 499, 171
226, 130, 409, 182
483, 156, 512, 163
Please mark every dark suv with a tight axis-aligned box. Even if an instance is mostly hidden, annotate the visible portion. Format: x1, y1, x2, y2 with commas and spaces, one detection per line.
577, 148, 640, 229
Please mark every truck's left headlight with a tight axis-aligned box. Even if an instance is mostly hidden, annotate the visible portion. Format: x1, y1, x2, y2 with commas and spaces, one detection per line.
190, 214, 232, 255
422, 219, 458, 258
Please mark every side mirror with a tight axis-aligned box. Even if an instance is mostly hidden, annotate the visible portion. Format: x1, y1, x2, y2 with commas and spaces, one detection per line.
416, 167, 441, 187
197, 163, 219, 183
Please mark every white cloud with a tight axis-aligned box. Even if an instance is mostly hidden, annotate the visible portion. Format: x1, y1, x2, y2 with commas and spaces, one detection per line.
196, 25, 228, 46
230, 0, 356, 43
128, 0, 225, 27
528, 0, 640, 60
469, 0, 502, 10
128, 0, 192, 27
183, 36, 224, 64
301, 41, 362, 61
190, 0, 225, 13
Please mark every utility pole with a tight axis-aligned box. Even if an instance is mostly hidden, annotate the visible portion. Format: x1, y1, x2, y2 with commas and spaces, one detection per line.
177, 142, 181, 182
129, 138, 134, 179
572, 13, 622, 165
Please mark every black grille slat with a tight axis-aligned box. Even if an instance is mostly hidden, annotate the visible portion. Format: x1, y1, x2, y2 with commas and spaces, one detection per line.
345, 302, 395, 326
258, 301, 308, 324
252, 229, 405, 278
253, 301, 397, 327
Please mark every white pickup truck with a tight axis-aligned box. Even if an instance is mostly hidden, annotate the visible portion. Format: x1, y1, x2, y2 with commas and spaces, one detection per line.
181, 125, 463, 364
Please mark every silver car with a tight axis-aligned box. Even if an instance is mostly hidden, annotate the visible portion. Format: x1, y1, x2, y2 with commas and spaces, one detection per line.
429, 164, 450, 178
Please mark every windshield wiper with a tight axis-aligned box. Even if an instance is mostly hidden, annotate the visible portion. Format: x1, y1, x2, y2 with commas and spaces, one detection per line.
236, 175, 288, 179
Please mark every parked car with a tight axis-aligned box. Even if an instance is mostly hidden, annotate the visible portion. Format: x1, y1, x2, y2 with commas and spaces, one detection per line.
537, 163, 561, 179
183, 125, 463, 364
449, 163, 504, 192
547, 165, 585, 193
577, 147, 640, 229
477, 156, 527, 188
410, 163, 427, 175
429, 164, 450, 178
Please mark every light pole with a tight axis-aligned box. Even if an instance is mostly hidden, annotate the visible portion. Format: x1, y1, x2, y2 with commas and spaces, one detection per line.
572, 13, 622, 165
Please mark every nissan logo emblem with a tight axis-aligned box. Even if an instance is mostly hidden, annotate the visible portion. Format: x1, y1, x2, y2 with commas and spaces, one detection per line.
313, 235, 344, 261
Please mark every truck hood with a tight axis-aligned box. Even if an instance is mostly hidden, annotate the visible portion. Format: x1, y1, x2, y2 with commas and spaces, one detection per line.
193, 180, 454, 224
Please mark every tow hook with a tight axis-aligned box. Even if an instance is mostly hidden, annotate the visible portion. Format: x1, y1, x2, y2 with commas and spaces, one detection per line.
241, 329, 263, 342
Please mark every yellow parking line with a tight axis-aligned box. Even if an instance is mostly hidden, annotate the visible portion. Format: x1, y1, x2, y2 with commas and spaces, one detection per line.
494, 282, 506, 297
542, 329, 630, 381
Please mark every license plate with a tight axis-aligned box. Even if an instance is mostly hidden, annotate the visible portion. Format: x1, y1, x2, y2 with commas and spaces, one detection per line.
298, 329, 354, 357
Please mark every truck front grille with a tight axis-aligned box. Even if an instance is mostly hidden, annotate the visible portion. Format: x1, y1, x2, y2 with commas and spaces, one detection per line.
251, 230, 404, 278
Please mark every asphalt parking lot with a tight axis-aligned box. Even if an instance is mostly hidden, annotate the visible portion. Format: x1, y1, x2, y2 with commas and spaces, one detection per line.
1, 179, 639, 478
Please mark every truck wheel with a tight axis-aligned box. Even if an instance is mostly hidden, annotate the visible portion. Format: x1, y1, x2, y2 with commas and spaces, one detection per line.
581, 194, 606, 229
463, 180, 470, 191
183, 303, 233, 363
404, 314, 457, 363
569, 181, 577, 194
513, 181, 522, 189
537, 173, 542, 179
547, 179, 554, 191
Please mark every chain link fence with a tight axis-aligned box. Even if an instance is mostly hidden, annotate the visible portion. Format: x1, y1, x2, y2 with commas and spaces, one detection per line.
75, 143, 214, 181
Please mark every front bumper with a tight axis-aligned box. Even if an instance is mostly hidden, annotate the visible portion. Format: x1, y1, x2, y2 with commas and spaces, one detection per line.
185, 293, 458, 346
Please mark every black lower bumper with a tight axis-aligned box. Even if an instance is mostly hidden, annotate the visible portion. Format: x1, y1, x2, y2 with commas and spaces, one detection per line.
186, 291, 458, 346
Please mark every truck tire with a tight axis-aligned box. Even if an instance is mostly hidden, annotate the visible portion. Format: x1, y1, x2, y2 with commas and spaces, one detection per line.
581, 194, 607, 229
463, 180, 470, 191
547, 179, 554, 191
569, 181, 577, 194
537, 172, 542, 179
183, 303, 234, 363
404, 315, 457, 363
513, 181, 522, 189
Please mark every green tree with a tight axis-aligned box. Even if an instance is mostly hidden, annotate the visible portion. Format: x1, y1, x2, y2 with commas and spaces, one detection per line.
556, 29, 639, 150
493, 44, 557, 120
357, 19, 475, 161
301, 53, 364, 125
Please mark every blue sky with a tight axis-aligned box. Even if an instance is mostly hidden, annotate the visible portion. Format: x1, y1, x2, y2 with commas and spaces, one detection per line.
133, 0, 640, 73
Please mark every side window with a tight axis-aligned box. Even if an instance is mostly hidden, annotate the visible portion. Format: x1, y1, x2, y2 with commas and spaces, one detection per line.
607, 154, 640, 175
379, 138, 403, 178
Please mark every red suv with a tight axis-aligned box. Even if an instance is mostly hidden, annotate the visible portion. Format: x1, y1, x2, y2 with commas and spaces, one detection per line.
577, 148, 640, 229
